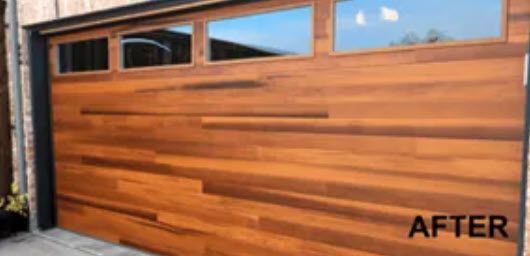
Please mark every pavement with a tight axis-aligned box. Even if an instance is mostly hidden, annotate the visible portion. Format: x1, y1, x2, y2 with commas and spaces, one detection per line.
0, 228, 152, 256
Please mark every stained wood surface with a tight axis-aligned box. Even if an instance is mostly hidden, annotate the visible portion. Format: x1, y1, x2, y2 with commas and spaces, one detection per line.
49, 0, 530, 255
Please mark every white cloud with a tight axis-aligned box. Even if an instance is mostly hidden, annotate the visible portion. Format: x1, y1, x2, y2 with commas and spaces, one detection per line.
381, 6, 399, 22
355, 11, 366, 26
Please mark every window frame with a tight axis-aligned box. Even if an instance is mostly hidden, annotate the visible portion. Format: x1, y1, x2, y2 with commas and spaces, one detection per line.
204, 2, 316, 66
54, 36, 111, 76
330, 0, 509, 56
117, 21, 196, 72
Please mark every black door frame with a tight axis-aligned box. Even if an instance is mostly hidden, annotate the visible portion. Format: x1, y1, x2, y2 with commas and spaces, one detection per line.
27, 30, 56, 230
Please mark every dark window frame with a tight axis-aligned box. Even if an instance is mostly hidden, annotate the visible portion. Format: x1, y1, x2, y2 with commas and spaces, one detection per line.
331, 0, 509, 55
204, 2, 315, 65
118, 22, 195, 71
55, 37, 110, 75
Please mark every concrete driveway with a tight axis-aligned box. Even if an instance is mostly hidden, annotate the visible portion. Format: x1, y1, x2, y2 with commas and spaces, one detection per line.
0, 229, 152, 256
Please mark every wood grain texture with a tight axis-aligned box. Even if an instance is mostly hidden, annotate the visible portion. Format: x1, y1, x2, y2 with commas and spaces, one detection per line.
49, 0, 529, 255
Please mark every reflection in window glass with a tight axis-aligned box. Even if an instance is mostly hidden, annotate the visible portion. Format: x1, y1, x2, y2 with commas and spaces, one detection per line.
207, 6, 312, 62
334, 0, 503, 52
58, 38, 109, 73
121, 25, 193, 68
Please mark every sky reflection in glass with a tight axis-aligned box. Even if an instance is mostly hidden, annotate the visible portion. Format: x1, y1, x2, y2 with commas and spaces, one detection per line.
334, 0, 503, 51
208, 6, 312, 61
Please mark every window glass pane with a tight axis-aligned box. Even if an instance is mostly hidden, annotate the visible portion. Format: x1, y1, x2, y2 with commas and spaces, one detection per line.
58, 38, 109, 73
334, 0, 503, 52
207, 6, 312, 62
121, 25, 193, 69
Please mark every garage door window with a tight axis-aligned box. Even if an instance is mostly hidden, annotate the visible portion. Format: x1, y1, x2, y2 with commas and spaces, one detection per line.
121, 24, 193, 69
58, 38, 109, 74
207, 5, 313, 62
334, 0, 505, 52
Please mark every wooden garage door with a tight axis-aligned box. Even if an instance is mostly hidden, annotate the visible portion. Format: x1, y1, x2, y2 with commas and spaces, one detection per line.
49, 0, 529, 255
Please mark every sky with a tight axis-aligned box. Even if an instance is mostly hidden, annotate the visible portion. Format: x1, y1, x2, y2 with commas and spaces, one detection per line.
335, 0, 503, 51
207, 6, 312, 55
167, 25, 192, 34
